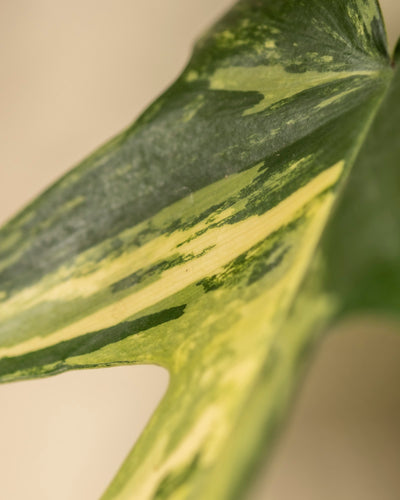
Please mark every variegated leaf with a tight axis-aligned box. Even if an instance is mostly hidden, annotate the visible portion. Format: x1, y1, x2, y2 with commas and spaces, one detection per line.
1, 1, 399, 499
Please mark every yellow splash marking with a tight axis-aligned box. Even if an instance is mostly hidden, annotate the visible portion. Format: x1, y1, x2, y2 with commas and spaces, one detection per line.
316, 87, 361, 109
182, 95, 205, 123
185, 70, 199, 83
209, 65, 378, 115
347, 2, 381, 41
0, 161, 344, 359
288, 155, 313, 172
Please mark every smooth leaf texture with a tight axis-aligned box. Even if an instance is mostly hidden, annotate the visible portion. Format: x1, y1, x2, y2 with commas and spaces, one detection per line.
0, 1, 399, 499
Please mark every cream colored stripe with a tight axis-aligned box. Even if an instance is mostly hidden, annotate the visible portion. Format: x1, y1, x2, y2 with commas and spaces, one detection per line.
0, 161, 344, 359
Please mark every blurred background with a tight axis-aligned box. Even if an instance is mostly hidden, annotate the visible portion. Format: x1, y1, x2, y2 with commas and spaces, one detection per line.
0, 1, 400, 499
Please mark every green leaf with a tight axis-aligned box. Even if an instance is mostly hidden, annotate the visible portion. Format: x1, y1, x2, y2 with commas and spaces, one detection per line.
0, 1, 399, 499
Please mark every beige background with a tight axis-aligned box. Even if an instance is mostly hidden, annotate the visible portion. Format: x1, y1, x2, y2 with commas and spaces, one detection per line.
0, 2, 400, 499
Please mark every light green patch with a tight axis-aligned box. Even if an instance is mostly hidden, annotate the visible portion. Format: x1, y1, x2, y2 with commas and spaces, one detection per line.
209, 65, 378, 115
265, 40, 276, 49
186, 70, 199, 82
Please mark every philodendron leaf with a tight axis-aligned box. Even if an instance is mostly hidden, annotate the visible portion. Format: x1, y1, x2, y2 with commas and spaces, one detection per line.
1, 1, 399, 499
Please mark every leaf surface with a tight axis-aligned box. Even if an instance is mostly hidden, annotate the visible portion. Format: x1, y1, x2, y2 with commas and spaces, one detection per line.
0, 1, 399, 499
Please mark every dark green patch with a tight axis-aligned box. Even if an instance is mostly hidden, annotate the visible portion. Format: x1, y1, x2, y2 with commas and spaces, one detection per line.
247, 246, 289, 285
